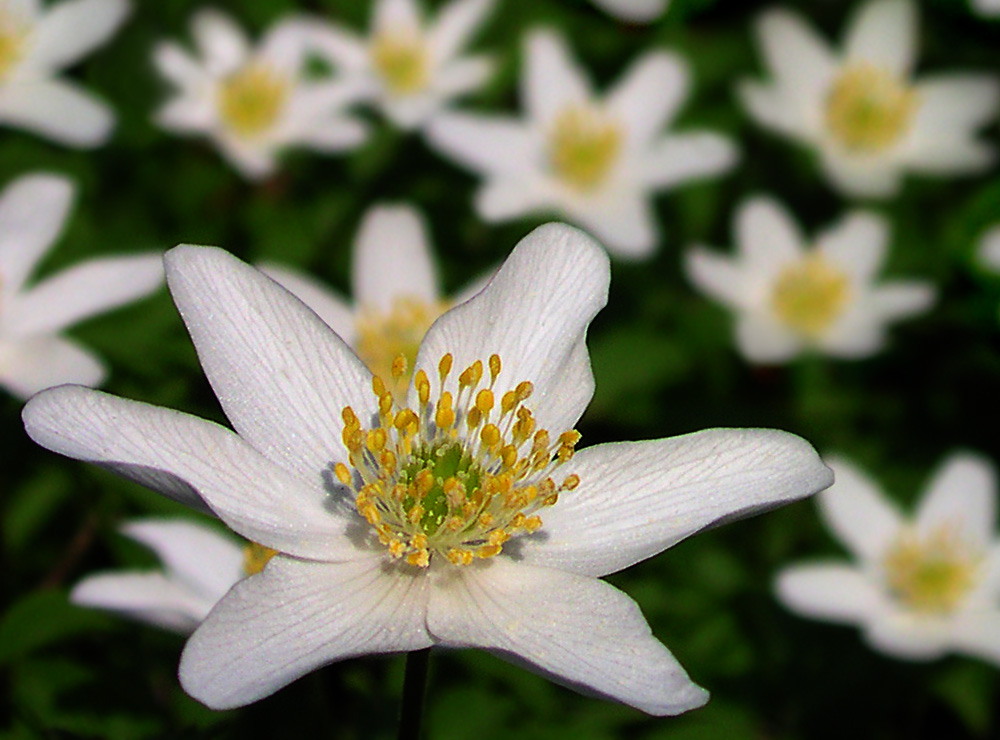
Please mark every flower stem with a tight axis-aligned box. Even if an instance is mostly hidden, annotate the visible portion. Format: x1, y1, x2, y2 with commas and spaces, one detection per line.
397, 647, 431, 740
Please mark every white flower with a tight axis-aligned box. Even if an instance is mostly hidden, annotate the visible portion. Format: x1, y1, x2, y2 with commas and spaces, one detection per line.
71, 519, 258, 634
776, 454, 1000, 665
0, 173, 163, 399
972, 0, 1000, 18
259, 203, 489, 384
0, 0, 129, 147
977, 224, 1000, 272
153, 9, 369, 180
739, 0, 1000, 198
590, 0, 669, 23
23, 223, 832, 713
305, 0, 496, 130
684, 195, 935, 363
427, 29, 737, 259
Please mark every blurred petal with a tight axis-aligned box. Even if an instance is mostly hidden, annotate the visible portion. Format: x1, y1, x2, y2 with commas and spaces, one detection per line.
736, 196, 803, 276
428, 0, 494, 63
684, 247, 745, 309
818, 458, 902, 562
414, 223, 608, 435
71, 572, 211, 634
775, 562, 883, 623
519, 428, 832, 577
256, 263, 356, 341
352, 205, 438, 312
753, 8, 836, 107
819, 152, 901, 199
0, 78, 114, 147
179, 556, 432, 709
816, 211, 887, 283
1, 335, 103, 398
427, 112, 536, 176
952, 612, 1000, 665
863, 614, 950, 660
30, 0, 129, 71
192, 8, 248, 75
427, 559, 708, 716
606, 52, 688, 145
9, 254, 163, 335
590, 0, 669, 23
735, 313, 801, 364
522, 30, 590, 126
844, 0, 917, 78
867, 281, 934, 321
916, 452, 996, 549
639, 132, 738, 189
0, 172, 73, 292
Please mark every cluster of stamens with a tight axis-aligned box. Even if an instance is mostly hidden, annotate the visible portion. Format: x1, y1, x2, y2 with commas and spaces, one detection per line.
218, 63, 289, 138
336, 352, 581, 568
825, 63, 917, 154
0, 11, 26, 80
354, 297, 447, 388
548, 105, 622, 191
770, 254, 850, 338
370, 31, 430, 95
883, 525, 981, 615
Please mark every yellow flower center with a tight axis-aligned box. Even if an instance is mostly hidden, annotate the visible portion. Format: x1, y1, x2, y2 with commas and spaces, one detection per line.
336, 353, 581, 568
825, 63, 917, 154
770, 254, 850, 338
354, 297, 447, 387
883, 526, 981, 614
0, 9, 28, 80
218, 63, 289, 138
548, 105, 622, 191
371, 31, 430, 95
242, 541, 279, 576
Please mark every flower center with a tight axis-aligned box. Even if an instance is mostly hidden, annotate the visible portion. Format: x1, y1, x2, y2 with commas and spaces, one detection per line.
883, 526, 981, 614
242, 541, 278, 576
218, 63, 289, 138
0, 9, 28, 80
770, 255, 850, 338
548, 105, 622, 191
336, 353, 581, 568
354, 297, 447, 388
824, 63, 917, 154
370, 31, 430, 95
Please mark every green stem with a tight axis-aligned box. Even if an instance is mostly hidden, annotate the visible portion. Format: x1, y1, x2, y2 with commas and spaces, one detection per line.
397, 648, 431, 740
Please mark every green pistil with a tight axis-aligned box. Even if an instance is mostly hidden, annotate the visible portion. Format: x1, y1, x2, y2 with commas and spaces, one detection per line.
401, 442, 482, 535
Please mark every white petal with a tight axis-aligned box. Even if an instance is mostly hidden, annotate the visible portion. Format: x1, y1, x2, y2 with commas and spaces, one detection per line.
863, 612, 951, 660
951, 612, 1000, 666
191, 8, 248, 76
0, 78, 114, 147
430, 54, 494, 100
590, 0, 669, 23
0, 335, 103, 398
684, 246, 746, 309
517, 428, 832, 577
816, 306, 886, 359
426, 112, 537, 176
413, 223, 608, 434
753, 8, 837, 111
775, 562, 883, 624
735, 312, 802, 364
819, 152, 902, 199
8, 254, 163, 336
164, 246, 377, 483
427, 0, 494, 63
179, 556, 432, 709
352, 204, 438, 313
373, 0, 422, 34
297, 21, 368, 72
256, 263, 356, 341
475, 177, 549, 222
30, 0, 129, 71
606, 51, 688, 146
566, 190, 658, 259
638, 132, 738, 189
815, 210, 888, 283
844, 0, 917, 78
522, 29, 591, 127
735, 196, 804, 278
152, 41, 205, 91
70, 572, 211, 634
916, 452, 997, 549
867, 281, 934, 321
427, 559, 707, 716
979, 225, 1000, 272
121, 519, 244, 604
737, 81, 808, 141
818, 457, 902, 562
0, 172, 73, 293
22, 385, 368, 561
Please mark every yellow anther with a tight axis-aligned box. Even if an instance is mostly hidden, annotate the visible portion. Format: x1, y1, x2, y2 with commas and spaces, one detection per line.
406, 549, 430, 568
362, 504, 381, 525
334, 463, 352, 485
488, 529, 510, 547
379, 393, 394, 418
389, 539, 406, 558
511, 513, 526, 529
435, 392, 455, 429
479, 512, 495, 528
414, 469, 435, 498
465, 407, 482, 431
459, 360, 483, 389
380, 449, 397, 472
342, 407, 359, 428
366, 428, 387, 453
415, 369, 431, 406
443, 477, 466, 507
373, 375, 388, 398
477, 544, 502, 559
475, 389, 495, 416
391, 353, 408, 380
524, 516, 542, 532
488, 354, 501, 383
500, 445, 518, 469
438, 354, 453, 383
543, 494, 559, 507
532, 430, 550, 454
557, 446, 575, 463
515, 381, 534, 401
446, 516, 466, 531
407, 504, 425, 524
480, 423, 501, 448
411, 533, 428, 550
394, 409, 418, 431
447, 548, 474, 566
501, 390, 518, 415
559, 430, 581, 447
562, 474, 580, 490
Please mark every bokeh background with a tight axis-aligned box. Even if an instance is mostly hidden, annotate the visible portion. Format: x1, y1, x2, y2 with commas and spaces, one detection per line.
3, 0, 1000, 737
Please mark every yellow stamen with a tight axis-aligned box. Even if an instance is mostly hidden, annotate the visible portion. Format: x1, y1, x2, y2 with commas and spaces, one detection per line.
883, 525, 980, 614
218, 63, 288, 138
770, 254, 850, 338
548, 105, 622, 190
242, 542, 279, 576
370, 30, 430, 95
355, 297, 448, 388
825, 63, 918, 154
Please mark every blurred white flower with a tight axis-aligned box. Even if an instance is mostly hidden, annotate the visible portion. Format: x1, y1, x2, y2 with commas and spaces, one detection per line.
739, 0, 1000, 198
153, 9, 369, 180
684, 196, 934, 363
977, 224, 1000, 272
427, 29, 737, 259
590, 0, 669, 23
23, 224, 832, 713
259, 203, 488, 384
305, 0, 496, 130
972, 0, 1000, 18
0, 0, 129, 147
0, 173, 163, 399
777, 454, 1000, 665
71, 519, 259, 634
